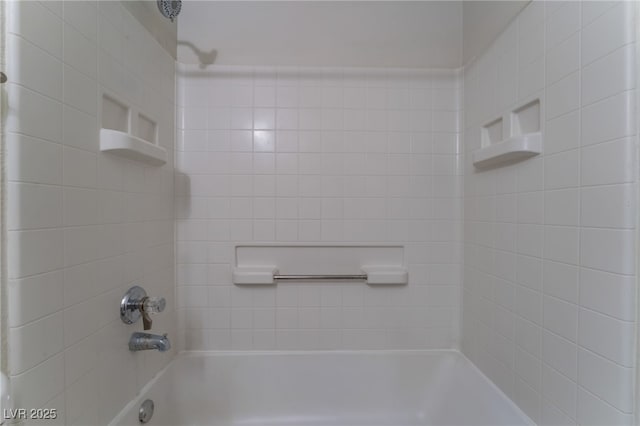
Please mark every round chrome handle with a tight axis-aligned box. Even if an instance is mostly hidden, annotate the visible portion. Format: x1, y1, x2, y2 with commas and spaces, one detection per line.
120, 286, 166, 329
120, 286, 147, 325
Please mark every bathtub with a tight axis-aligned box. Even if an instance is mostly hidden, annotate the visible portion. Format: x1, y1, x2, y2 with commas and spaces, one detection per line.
110, 350, 532, 426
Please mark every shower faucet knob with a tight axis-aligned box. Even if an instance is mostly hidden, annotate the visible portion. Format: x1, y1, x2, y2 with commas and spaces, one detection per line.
141, 296, 166, 330
143, 297, 166, 315
121, 286, 166, 330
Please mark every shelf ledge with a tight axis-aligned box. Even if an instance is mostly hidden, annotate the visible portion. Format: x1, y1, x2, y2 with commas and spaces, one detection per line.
472, 132, 541, 169
100, 128, 167, 166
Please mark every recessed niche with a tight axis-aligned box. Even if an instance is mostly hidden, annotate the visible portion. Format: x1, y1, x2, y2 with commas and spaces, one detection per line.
511, 99, 540, 136
481, 117, 503, 147
102, 94, 129, 132
136, 113, 157, 145
99, 93, 167, 166
473, 98, 542, 169
232, 244, 408, 285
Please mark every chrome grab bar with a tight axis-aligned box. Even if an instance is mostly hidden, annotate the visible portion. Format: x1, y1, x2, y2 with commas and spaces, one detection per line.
273, 274, 368, 282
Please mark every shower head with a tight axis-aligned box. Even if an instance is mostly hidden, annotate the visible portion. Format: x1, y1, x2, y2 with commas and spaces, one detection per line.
157, 0, 181, 22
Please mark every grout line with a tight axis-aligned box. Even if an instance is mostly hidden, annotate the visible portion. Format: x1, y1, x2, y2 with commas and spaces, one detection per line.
575, 0, 583, 417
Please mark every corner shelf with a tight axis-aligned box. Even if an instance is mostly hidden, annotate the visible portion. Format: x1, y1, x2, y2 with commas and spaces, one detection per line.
100, 129, 167, 166
99, 92, 167, 167
473, 98, 542, 169
472, 132, 541, 169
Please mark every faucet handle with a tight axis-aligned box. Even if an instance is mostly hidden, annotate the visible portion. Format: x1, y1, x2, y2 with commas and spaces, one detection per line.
142, 312, 151, 330
141, 296, 166, 330
143, 297, 166, 315
121, 286, 167, 330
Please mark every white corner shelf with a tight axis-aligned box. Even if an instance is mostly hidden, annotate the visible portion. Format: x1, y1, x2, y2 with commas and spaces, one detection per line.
100, 128, 167, 166
472, 132, 542, 169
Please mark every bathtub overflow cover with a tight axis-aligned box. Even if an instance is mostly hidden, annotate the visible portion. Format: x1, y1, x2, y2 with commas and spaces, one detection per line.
139, 399, 154, 424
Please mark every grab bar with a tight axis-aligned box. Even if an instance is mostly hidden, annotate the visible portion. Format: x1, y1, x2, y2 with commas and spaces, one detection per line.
273, 274, 367, 282
233, 267, 407, 285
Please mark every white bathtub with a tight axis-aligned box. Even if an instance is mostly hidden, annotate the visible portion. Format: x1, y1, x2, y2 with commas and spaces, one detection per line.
111, 350, 532, 426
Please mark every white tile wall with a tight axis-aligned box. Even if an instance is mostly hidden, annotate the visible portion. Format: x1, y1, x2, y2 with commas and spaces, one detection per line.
462, 1, 637, 424
176, 65, 462, 351
5, 1, 175, 424
6, 1, 638, 424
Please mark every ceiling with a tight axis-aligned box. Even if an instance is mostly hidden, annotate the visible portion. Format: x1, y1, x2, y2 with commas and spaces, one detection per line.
177, 1, 528, 69
462, 1, 529, 64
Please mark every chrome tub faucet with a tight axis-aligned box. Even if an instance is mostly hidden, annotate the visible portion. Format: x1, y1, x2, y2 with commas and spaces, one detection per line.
129, 332, 171, 352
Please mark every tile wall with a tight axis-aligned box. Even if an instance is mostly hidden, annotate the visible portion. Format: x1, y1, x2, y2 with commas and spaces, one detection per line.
176, 66, 462, 351
5, 1, 176, 424
462, 1, 637, 424
5, 1, 639, 425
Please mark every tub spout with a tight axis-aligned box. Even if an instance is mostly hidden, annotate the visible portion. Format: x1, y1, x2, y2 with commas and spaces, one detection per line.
129, 332, 171, 352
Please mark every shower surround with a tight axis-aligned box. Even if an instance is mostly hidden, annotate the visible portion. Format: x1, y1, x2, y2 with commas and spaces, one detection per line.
463, 2, 637, 424
4, 1, 176, 424
1, 1, 639, 425
175, 66, 462, 351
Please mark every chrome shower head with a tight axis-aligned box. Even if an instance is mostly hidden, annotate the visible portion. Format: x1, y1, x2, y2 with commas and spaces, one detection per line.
157, 0, 181, 22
